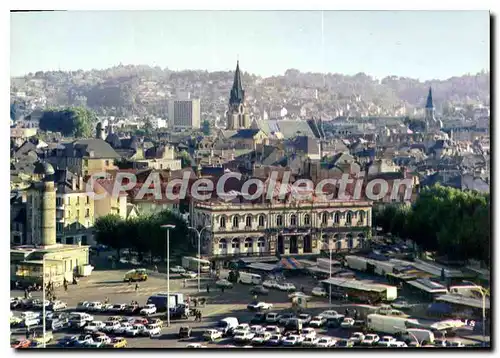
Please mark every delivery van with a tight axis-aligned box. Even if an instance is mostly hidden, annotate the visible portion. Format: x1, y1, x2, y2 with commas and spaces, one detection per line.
123, 268, 148, 282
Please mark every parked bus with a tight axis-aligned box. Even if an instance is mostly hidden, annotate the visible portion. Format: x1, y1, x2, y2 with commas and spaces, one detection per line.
182, 257, 211, 273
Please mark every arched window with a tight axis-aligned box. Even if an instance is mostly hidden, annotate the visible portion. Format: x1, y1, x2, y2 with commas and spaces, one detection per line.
304, 214, 310, 226
346, 211, 352, 224
358, 211, 365, 223
290, 214, 297, 226
219, 238, 227, 249
258, 215, 265, 227
244, 238, 253, 248
334, 212, 340, 224
322, 212, 328, 225
276, 215, 283, 227
231, 238, 240, 249
233, 216, 239, 228
246, 215, 252, 227
220, 216, 226, 228
257, 237, 265, 248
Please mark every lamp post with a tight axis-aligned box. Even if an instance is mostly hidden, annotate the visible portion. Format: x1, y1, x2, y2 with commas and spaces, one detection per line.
329, 239, 332, 306
188, 225, 210, 292
41, 253, 54, 348
463, 280, 488, 347
160, 224, 176, 327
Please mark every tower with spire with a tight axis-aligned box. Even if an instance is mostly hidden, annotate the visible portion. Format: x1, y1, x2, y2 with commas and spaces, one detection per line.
424, 87, 442, 130
226, 61, 251, 130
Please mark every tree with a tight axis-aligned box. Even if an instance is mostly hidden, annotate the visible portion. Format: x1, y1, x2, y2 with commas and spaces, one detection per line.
94, 214, 126, 258
177, 151, 192, 169
39, 106, 96, 137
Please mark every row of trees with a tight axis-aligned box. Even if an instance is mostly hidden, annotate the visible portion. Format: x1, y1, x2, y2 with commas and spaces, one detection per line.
374, 185, 490, 265
93, 210, 191, 262
39, 106, 96, 138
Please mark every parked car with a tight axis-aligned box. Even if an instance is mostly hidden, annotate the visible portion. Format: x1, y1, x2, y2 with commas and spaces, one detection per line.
336, 339, 354, 348
311, 286, 327, 297
140, 304, 157, 316
250, 285, 269, 295
170, 266, 186, 274
250, 312, 267, 324
109, 337, 128, 348
178, 326, 192, 339
148, 318, 163, 327
349, 332, 365, 345
125, 324, 146, 337
298, 313, 312, 325
115, 322, 133, 335
267, 334, 282, 346
247, 301, 273, 311
76, 334, 95, 346
448, 341, 465, 347
301, 336, 320, 347
265, 325, 281, 334
262, 280, 278, 289
94, 335, 112, 346
233, 331, 255, 343
50, 300, 67, 311
434, 339, 448, 347
181, 271, 197, 279
319, 310, 345, 320
301, 327, 316, 339
391, 298, 413, 310
277, 282, 296, 292
340, 317, 355, 328
87, 302, 103, 312
309, 316, 326, 328
388, 341, 408, 347
203, 329, 223, 341
107, 316, 122, 323
76, 301, 90, 311
124, 304, 141, 315
361, 334, 380, 346
251, 331, 272, 345
145, 323, 162, 337
102, 321, 121, 333
378, 336, 397, 346
108, 304, 127, 313
84, 321, 106, 333
233, 324, 251, 336
11, 339, 31, 349
249, 325, 265, 334
278, 313, 296, 326
282, 334, 303, 346
186, 343, 207, 348
316, 337, 335, 347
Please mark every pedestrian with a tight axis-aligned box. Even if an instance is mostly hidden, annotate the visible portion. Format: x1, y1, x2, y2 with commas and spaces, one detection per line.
104, 297, 109, 304
221, 286, 225, 293
198, 311, 202, 322
25, 328, 29, 339
183, 279, 187, 288
64, 283, 68, 292
24, 289, 28, 299
301, 286, 305, 293
206, 284, 210, 293
135, 283, 139, 292
193, 298, 197, 307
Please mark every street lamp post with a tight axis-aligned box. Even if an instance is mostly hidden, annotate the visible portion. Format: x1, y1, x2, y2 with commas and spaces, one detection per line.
161, 224, 176, 327
463, 280, 488, 347
42, 256, 46, 348
329, 240, 332, 306
188, 225, 210, 292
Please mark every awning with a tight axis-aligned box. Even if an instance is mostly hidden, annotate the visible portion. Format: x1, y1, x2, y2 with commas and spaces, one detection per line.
276, 257, 304, 270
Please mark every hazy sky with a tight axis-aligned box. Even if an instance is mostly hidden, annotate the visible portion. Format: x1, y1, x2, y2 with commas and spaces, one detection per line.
11, 10, 490, 79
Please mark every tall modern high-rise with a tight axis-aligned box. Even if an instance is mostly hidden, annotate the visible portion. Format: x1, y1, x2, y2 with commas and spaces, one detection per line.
168, 98, 201, 130
226, 61, 251, 130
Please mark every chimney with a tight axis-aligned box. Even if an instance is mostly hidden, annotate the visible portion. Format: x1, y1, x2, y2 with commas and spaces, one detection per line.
71, 176, 77, 191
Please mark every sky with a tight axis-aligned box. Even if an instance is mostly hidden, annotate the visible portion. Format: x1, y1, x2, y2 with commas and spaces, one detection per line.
10, 10, 490, 80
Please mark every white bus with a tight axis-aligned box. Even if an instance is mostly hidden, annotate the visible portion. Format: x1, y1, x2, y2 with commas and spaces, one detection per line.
238, 272, 262, 285
182, 256, 211, 273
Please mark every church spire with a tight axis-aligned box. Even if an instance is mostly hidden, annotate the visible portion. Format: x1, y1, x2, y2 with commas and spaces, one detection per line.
426, 87, 434, 109
229, 60, 245, 105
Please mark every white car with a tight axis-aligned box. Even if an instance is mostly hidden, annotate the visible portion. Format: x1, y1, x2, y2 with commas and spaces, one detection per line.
265, 325, 281, 334
233, 324, 250, 336
84, 321, 105, 332
311, 286, 327, 297
249, 325, 265, 334
448, 341, 465, 347
203, 329, 223, 341
349, 332, 365, 345
94, 335, 111, 345
267, 334, 282, 346
377, 336, 396, 346
361, 334, 380, 346
262, 280, 278, 289
108, 304, 126, 313
277, 282, 296, 292
388, 341, 408, 347
282, 334, 303, 346
216, 279, 233, 288
309, 316, 326, 327
140, 304, 157, 316
251, 332, 272, 345
76, 301, 90, 311
340, 317, 355, 328
265, 312, 281, 324
319, 310, 344, 320
247, 301, 273, 310
115, 322, 133, 334
102, 320, 121, 333
316, 337, 336, 347
170, 266, 186, 274
301, 327, 317, 339
87, 301, 103, 312
302, 336, 320, 347
50, 300, 68, 311
233, 331, 255, 343
181, 271, 197, 278
126, 324, 146, 337
145, 324, 161, 337
186, 343, 207, 348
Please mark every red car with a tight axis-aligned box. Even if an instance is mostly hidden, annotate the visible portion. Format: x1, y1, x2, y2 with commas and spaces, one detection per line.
12, 339, 31, 349
133, 317, 148, 325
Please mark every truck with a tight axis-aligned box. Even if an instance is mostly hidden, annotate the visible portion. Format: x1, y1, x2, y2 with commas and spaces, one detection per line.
401, 328, 435, 346
366, 314, 419, 335
146, 292, 184, 312
182, 257, 211, 273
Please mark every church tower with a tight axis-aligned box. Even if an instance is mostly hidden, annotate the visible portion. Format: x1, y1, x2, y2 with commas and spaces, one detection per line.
226, 61, 251, 130
424, 87, 442, 130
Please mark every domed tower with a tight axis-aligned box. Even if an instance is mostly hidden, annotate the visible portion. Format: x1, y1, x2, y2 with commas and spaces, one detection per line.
96, 122, 105, 140
34, 161, 57, 247
226, 61, 251, 130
